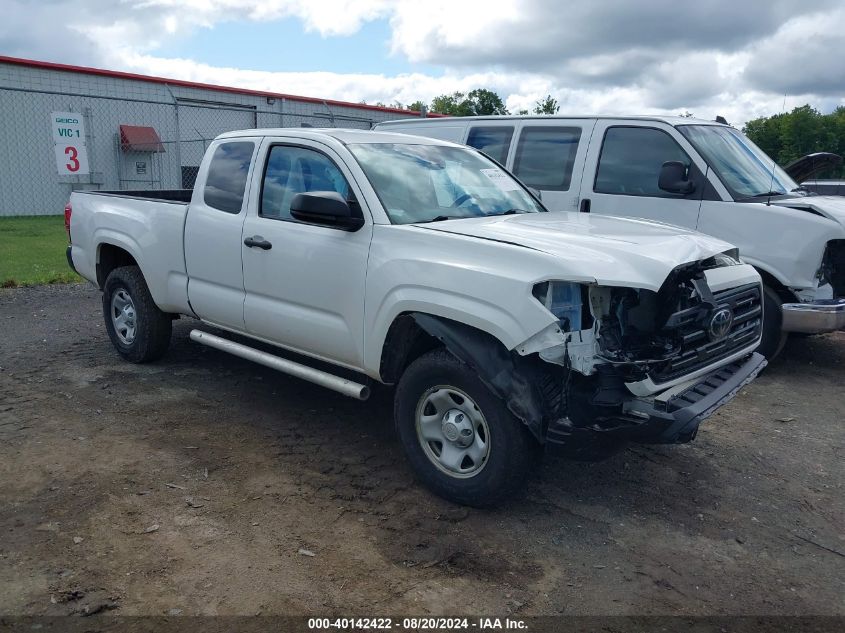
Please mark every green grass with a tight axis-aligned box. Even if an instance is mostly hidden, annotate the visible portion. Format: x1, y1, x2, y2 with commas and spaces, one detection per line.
0, 216, 81, 287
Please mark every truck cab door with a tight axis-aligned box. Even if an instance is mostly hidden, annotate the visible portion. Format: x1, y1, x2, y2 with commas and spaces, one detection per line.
240, 139, 372, 371
184, 139, 259, 331
580, 120, 709, 230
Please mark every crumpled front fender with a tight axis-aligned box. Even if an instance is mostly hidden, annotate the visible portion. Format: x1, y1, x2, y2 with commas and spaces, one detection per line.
412, 313, 553, 442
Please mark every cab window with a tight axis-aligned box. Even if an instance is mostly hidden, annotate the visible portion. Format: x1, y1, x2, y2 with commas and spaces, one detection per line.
595, 126, 691, 197
260, 145, 355, 221
466, 126, 514, 165
203, 141, 255, 213
512, 127, 581, 191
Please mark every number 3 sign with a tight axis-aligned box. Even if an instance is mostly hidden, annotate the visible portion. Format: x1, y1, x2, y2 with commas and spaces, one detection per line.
51, 112, 90, 175
54, 144, 90, 175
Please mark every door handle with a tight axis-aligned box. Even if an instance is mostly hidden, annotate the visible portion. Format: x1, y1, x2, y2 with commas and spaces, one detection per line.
244, 236, 272, 250
579, 198, 591, 213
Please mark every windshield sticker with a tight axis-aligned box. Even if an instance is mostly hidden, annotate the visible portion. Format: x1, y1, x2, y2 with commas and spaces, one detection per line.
480, 168, 520, 192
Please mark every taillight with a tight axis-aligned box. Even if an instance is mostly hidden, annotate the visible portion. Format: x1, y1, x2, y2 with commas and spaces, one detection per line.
64, 202, 72, 243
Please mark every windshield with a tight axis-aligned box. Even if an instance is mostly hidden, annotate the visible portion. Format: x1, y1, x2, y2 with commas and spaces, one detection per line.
347, 143, 544, 224
678, 124, 799, 199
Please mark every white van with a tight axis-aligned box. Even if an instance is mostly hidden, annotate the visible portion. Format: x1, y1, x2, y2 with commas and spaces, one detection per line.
374, 115, 845, 357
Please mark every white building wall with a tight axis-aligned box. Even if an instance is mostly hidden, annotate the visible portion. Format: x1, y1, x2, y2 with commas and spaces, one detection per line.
0, 61, 423, 216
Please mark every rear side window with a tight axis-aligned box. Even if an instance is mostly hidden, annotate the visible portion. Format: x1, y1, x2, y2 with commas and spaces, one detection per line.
203, 141, 255, 213
466, 126, 514, 165
595, 127, 690, 197
512, 127, 581, 191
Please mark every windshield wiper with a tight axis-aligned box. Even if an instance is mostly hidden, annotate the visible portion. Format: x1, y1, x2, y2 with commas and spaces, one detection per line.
743, 191, 787, 199
417, 209, 531, 223
485, 208, 529, 217
791, 186, 814, 196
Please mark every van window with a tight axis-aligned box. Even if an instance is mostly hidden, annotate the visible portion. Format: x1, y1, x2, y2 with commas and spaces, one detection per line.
513, 127, 581, 191
466, 126, 514, 165
595, 127, 690, 197
260, 145, 353, 221
203, 141, 255, 213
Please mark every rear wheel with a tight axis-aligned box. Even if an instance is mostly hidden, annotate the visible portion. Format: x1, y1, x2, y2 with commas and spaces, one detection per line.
394, 348, 536, 507
757, 285, 788, 360
102, 266, 172, 363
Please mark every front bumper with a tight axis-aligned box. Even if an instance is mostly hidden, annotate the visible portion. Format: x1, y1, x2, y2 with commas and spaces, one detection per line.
781, 299, 845, 334
546, 352, 766, 455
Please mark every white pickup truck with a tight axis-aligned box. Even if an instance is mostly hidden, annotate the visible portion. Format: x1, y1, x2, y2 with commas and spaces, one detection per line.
375, 115, 845, 358
66, 128, 766, 506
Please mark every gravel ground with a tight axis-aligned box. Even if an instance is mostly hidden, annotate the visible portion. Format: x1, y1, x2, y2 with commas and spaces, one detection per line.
0, 283, 843, 617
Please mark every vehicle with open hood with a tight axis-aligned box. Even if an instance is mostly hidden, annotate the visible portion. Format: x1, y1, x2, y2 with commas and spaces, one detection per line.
65, 128, 765, 505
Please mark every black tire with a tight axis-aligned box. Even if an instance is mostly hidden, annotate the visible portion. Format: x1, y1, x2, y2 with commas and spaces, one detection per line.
102, 265, 172, 363
394, 348, 536, 507
757, 285, 788, 360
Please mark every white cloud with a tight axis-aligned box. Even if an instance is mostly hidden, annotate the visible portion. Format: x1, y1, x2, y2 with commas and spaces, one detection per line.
387, 0, 521, 62
136, 0, 395, 36
117, 50, 526, 107
743, 7, 845, 96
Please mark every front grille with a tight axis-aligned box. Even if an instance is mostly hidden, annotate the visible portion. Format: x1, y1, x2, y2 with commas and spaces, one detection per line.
650, 282, 762, 383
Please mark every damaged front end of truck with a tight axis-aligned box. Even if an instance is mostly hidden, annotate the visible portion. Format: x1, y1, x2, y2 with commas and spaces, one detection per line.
412, 254, 767, 459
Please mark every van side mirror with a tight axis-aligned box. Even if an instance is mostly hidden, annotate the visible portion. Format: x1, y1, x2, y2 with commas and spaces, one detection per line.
290, 191, 364, 231
658, 161, 695, 195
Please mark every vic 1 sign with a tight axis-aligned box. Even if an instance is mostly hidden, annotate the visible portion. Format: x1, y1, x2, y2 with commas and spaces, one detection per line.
51, 112, 85, 142
50, 112, 90, 175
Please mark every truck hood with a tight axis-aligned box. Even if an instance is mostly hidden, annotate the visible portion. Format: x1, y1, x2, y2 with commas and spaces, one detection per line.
774, 194, 845, 225
414, 212, 734, 291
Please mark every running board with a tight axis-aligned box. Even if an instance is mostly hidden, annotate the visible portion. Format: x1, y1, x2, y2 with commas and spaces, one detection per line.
189, 329, 370, 401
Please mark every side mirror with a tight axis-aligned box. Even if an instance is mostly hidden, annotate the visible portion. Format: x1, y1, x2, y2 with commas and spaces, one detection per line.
658, 161, 695, 195
290, 191, 364, 231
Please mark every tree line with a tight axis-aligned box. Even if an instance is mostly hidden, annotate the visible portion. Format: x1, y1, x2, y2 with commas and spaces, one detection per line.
743, 105, 845, 178
369, 89, 560, 116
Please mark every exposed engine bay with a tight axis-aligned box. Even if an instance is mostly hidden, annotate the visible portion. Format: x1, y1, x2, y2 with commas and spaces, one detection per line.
534, 254, 762, 381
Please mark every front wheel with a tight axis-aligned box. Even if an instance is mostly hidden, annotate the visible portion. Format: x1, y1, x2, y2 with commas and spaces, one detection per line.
394, 348, 537, 507
102, 266, 172, 363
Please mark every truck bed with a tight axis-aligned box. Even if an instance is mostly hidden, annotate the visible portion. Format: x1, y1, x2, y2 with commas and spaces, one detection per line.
68, 189, 192, 315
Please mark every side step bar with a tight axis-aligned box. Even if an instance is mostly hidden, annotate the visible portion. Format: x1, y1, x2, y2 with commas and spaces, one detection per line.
190, 330, 370, 401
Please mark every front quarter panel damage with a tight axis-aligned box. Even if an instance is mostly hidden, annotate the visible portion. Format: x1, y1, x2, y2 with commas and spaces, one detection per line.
412, 257, 765, 458
411, 313, 558, 442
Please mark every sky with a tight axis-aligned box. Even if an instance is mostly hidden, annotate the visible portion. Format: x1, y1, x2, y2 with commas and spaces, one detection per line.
2, 0, 844, 126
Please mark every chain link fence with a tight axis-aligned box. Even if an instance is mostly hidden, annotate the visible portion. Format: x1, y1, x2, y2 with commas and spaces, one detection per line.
0, 84, 418, 216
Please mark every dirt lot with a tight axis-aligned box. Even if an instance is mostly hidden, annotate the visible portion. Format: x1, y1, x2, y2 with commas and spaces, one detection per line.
1, 283, 843, 617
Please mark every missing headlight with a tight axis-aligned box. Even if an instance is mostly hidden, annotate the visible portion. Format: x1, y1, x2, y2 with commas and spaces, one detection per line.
533, 281, 593, 332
